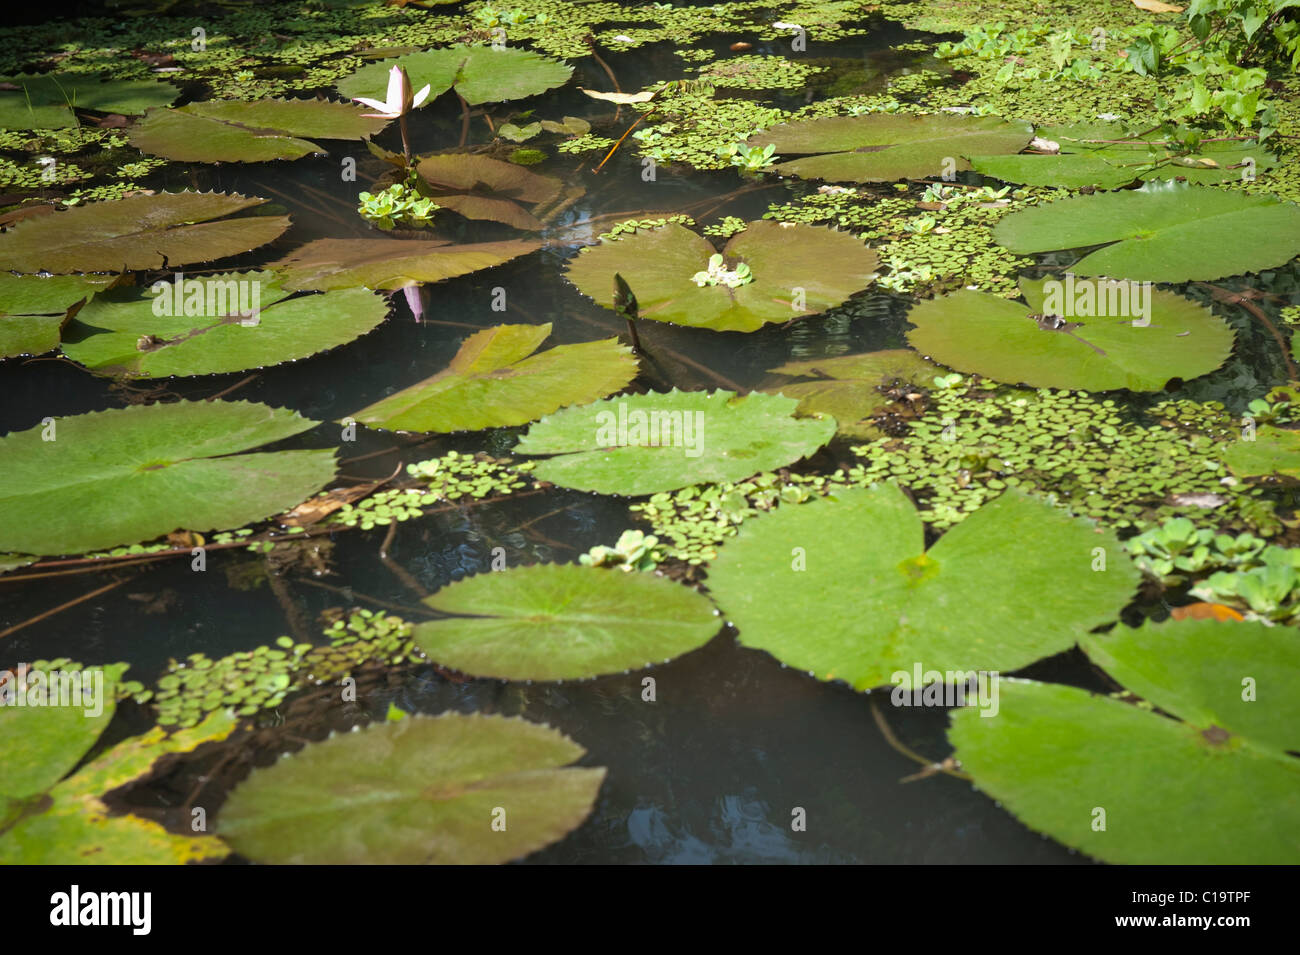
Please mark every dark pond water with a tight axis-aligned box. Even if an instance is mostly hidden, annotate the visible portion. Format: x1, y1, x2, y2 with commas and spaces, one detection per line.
0, 12, 1178, 864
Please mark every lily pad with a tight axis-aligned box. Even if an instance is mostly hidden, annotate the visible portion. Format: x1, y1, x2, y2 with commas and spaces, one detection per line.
991, 181, 1300, 282
412, 563, 721, 680
0, 709, 235, 864
0, 73, 178, 129
905, 276, 1234, 391
515, 389, 836, 496
128, 99, 391, 163
0, 192, 292, 274
971, 122, 1277, 189
950, 619, 1300, 863
336, 45, 572, 108
564, 221, 877, 333
415, 153, 562, 230
350, 323, 636, 433
763, 349, 942, 438
706, 484, 1137, 690
218, 713, 605, 864
62, 271, 389, 378
748, 113, 1033, 183
0, 400, 336, 556
270, 236, 541, 292
1222, 425, 1300, 478
0, 273, 115, 358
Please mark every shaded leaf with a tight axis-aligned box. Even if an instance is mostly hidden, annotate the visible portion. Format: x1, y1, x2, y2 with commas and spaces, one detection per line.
414, 153, 562, 230
270, 236, 540, 292
218, 713, 604, 864
351, 323, 636, 433
0, 73, 177, 129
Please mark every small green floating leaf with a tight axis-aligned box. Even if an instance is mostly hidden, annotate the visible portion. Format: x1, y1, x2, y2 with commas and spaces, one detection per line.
0, 73, 178, 129
1222, 425, 1300, 478
971, 122, 1277, 189
0, 273, 115, 358
0, 192, 291, 275
218, 713, 605, 864
992, 181, 1300, 282
762, 349, 942, 438
413, 563, 720, 680
515, 389, 836, 496
951, 619, 1300, 863
336, 45, 572, 108
0, 400, 335, 556
128, 98, 391, 163
748, 113, 1032, 183
564, 221, 877, 333
350, 323, 636, 433
62, 271, 389, 378
706, 484, 1138, 690
269, 236, 540, 292
905, 276, 1234, 391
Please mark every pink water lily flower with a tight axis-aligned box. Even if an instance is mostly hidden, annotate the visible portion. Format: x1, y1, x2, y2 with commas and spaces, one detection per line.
353, 65, 431, 118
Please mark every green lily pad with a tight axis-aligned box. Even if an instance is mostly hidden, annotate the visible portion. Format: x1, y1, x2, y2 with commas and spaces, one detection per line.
350, 323, 636, 433
1, 663, 126, 800
0, 400, 335, 556
762, 349, 942, 438
971, 122, 1277, 189
748, 113, 1032, 183
0, 554, 34, 574
951, 619, 1300, 863
218, 713, 605, 864
992, 181, 1300, 282
0, 709, 235, 864
413, 563, 720, 680
564, 221, 878, 333
515, 389, 836, 496
1222, 425, 1300, 478
0, 73, 178, 129
0, 273, 115, 358
61, 271, 389, 378
270, 236, 541, 292
415, 153, 562, 230
0, 192, 292, 274
905, 276, 1234, 391
706, 484, 1137, 690
336, 45, 572, 108
128, 99, 391, 163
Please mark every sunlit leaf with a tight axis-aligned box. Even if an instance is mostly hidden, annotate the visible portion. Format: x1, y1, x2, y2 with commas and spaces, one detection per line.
336, 46, 572, 108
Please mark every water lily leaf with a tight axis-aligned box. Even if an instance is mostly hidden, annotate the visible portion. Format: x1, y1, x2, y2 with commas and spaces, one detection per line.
970, 122, 1277, 188
515, 389, 836, 495
0, 73, 177, 129
905, 276, 1234, 391
218, 713, 605, 864
992, 181, 1300, 282
128, 98, 390, 163
540, 116, 591, 135
1222, 425, 1300, 478
0, 663, 126, 800
564, 221, 877, 332
0, 400, 335, 556
498, 121, 541, 142
748, 113, 1033, 182
951, 620, 1300, 863
270, 236, 541, 291
336, 45, 572, 108
0, 273, 115, 358
706, 484, 1138, 690
61, 271, 389, 378
763, 349, 942, 438
351, 323, 636, 433
413, 563, 720, 680
0, 554, 34, 574
0, 192, 291, 274
415, 153, 561, 230
0, 709, 235, 864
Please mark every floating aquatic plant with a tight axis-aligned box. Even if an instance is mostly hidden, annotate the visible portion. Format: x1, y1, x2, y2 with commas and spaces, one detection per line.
269, 235, 541, 292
